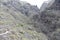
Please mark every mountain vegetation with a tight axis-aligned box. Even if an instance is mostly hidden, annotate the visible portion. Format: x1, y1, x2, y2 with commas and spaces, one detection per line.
0, 0, 60, 40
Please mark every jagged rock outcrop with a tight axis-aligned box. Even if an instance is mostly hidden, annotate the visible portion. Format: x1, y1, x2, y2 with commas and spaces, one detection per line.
0, 0, 40, 17
40, 0, 55, 12
32, 0, 60, 40
48, 0, 60, 10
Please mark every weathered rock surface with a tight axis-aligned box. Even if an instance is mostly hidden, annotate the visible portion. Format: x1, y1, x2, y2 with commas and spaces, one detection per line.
0, 0, 60, 40
0, 0, 48, 40
32, 0, 60, 40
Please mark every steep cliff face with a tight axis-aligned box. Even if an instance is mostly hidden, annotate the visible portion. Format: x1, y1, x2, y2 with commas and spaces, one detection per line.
48, 0, 60, 10
32, 0, 60, 40
0, 0, 48, 40
40, 2, 48, 12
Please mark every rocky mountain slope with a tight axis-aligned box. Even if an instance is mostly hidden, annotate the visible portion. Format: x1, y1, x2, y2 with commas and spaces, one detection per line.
0, 0, 40, 17
32, 0, 60, 40
0, 0, 48, 40
0, 0, 60, 40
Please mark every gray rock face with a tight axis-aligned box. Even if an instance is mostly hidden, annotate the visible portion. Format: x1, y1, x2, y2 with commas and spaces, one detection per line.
40, 2, 48, 12
48, 0, 60, 10
32, 0, 60, 40
1, 0, 40, 17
